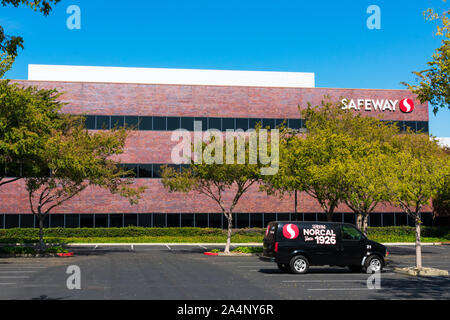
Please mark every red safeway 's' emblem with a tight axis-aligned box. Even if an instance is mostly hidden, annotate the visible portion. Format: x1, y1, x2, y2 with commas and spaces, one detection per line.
282, 224, 299, 240
399, 99, 414, 113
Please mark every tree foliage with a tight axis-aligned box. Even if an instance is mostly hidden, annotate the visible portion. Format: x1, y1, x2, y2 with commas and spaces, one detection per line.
162, 129, 276, 253
0, 80, 63, 187
0, 0, 60, 56
402, 1, 449, 114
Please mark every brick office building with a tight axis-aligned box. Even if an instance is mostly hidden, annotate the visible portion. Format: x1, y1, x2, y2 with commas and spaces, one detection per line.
0, 65, 434, 229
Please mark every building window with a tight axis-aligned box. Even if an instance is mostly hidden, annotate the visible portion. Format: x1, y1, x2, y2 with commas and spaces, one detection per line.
208, 118, 222, 131
139, 117, 153, 130
195, 213, 208, 228
95, 214, 108, 228
20, 215, 35, 228
153, 117, 167, 131
66, 214, 80, 228
50, 215, 65, 228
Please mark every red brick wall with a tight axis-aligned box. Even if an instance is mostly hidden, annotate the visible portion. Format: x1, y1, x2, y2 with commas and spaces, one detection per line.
0, 81, 430, 215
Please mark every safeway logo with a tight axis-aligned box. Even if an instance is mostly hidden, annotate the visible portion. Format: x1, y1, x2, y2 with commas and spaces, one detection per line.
282, 224, 299, 240
342, 98, 415, 113
399, 99, 414, 113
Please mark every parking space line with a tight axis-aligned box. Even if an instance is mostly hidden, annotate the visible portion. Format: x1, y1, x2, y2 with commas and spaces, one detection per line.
198, 245, 207, 250
166, 245, 171, 250
282, 280, 368, 283
0, 283, 16, 285
308, 288, 382, 291
0, 276, 30, 279
0, 271, 37, 274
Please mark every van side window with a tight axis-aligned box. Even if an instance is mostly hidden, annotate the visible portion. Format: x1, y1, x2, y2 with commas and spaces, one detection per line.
342, 225, 363, 241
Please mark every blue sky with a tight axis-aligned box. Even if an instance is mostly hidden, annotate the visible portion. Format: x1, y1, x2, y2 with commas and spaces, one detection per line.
1, 0, 449, 136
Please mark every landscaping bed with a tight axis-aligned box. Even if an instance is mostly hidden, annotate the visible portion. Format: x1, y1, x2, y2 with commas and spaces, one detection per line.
0, 226, 448, 244
0, 245, 72, 258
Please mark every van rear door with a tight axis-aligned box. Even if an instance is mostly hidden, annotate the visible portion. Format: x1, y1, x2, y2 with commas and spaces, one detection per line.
263, 222, 278, 258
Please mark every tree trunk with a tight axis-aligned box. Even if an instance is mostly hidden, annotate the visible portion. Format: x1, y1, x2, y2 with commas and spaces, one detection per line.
356, 214, 363, 231
415, 214, 422, 269
362, 214, 369, 237
38, 215, 45, 253
224, 212, 233, 254
326, 207, 334, 222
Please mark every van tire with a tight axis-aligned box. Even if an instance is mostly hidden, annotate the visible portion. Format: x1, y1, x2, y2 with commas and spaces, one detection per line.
289, 255, 309, 274
277, 263, 289, 272
365, 255, 384, 273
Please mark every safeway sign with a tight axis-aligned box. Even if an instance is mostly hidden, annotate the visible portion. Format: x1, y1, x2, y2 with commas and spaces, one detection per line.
342, 98, 415, 113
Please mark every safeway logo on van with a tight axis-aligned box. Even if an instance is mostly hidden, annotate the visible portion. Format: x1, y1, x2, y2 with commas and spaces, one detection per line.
283, 224, 299, 240
399, 98, 414, 113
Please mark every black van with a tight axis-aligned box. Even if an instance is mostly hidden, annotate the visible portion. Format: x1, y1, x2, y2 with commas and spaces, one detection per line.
259, 221, 388, 274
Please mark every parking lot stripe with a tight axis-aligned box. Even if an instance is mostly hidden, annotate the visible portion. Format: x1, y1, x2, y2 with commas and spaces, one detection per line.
166, 245, 171, 250
308, 288, 382, 291
282, 280, 369, 283
0, 271, 37, 274
0, 283, 16, 285
0, 276, 30, 279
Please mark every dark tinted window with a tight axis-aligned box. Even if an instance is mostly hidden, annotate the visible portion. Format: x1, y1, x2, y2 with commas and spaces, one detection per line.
222, 118, 235, 131
96, 116, 110, 130
275, 119, 288, 128
289, 119, 302, 130
20, 215, 35, 228
153, 164, 162, 178
236, 213, 250, 228
138, 214, 152, 227
66, 214, 80, 228
167, 117, 181, 130
153, 214, 166, 227
209, 214, 222, 228
181, 214, 194, 227
209, 118, 222, 131
125, 116, 139, 130
138, 164, 153, 178
167, 214, 180, 227
342, 225, 363, 240
110, 214, 123, 228
50, 215, 64, 228
139, 117, 153, 130
262, 119, 276, 129
153, 117, 167, 131
404, 121, 416, 132
181, 117, 194, 131
195, 213, 208, 228
124, 214, 137, 227
417, 122, 429, 133
249, 118, 262, 130
121, 164, 138, 178
94, 214, 108, 228
236, 118, 249, 131
80, 214, 94, 228
250, 213, 263, 228
111, 116, 125, 129
84, 115, 96, 129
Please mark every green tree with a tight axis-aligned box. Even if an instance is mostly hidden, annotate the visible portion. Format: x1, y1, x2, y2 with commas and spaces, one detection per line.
0, 0, 60, 56
0, 80, 63, 188
0, 53, 14, 78
387, 133, 449, 268
162, 129, 277, 254
402, 2, 449, 114
26, 116, 146, 252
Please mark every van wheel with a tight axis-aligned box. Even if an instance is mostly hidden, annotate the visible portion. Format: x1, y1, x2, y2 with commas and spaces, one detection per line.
365, 255, 383, 273
348, 265, 363, 273
289, 256, 309, 274
277, 263, 289, 272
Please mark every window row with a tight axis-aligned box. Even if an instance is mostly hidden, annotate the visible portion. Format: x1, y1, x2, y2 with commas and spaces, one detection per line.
83, 115, 304, 131
0, 212, 436, 229
82, 115, 429, 134
0, 163, 186, 179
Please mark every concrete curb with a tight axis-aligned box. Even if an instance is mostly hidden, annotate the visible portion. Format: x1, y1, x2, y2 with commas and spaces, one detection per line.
393, 267, 449, 277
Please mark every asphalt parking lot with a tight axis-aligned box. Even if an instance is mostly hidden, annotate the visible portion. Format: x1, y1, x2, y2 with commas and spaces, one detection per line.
0, 244, 449, 300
